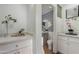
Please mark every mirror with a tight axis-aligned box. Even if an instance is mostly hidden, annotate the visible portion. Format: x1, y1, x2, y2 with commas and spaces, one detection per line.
66, 5, 79, 19
42, 4, 53, 32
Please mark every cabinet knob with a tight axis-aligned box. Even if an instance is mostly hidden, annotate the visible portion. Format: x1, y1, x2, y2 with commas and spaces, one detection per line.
14, 53, 17, 54
16, 45, 18, 47
17, 52, 20, 54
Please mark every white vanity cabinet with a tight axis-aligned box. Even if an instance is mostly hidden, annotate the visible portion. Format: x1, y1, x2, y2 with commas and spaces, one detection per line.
16, 47, 32, 54
58, 36, 69, 54
8, 47, 32, 54
58, 34, 79, 54
0, 36, 32, 54
68, 37, 79, 54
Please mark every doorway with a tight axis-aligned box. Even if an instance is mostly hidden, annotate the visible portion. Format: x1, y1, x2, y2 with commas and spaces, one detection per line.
42, 4, 54, 54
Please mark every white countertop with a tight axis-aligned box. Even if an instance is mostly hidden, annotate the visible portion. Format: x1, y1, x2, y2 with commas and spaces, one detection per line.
58, 33, 79, 38
0, 35, 33, 44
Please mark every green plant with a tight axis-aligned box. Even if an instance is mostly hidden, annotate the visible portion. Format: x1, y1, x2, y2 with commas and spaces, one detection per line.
2, 14, 16, 24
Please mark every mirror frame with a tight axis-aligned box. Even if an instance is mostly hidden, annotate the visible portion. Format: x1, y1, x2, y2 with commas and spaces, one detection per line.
66, 5, 79, 19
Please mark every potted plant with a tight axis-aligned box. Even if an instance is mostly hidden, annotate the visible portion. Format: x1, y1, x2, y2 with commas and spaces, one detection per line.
66, 20, 74, 34
2, 14, 16, 37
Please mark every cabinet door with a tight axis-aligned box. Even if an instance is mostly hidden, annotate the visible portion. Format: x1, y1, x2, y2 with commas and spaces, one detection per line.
0, 43, 16, 54
15, 39, 32, 49
69, 38, 79, 54
16, 47, 32, 54
58, 36, 68, 54
7, 50, 17, 54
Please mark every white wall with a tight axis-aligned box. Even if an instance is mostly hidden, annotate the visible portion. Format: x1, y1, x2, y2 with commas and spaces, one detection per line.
52, 4, 65, 53
51, 4, 58, 53
26, 5, 36, 54
27, 5, 36, 34
27, 5, 42, 54
0, 4, 28, 36
34, 5, 42, 53
63, 5, 79, 34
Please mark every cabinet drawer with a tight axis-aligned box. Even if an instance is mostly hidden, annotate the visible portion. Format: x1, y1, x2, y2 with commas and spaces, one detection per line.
7, 50, 17, 54
8, 47, 32, 54
0, 43, 16, 53
15, 40, 32, 49
58, 36, 68, 40
69, 37, 79, 42
16, 47, 32, 54
0, 39, 32, 54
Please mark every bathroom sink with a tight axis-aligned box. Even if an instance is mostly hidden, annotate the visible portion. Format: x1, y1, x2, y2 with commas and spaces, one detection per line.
65, 33, 78, 35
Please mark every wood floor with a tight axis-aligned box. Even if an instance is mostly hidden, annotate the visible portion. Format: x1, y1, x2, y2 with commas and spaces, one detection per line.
43, 33, 53, 54
43, 45, 53, 54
